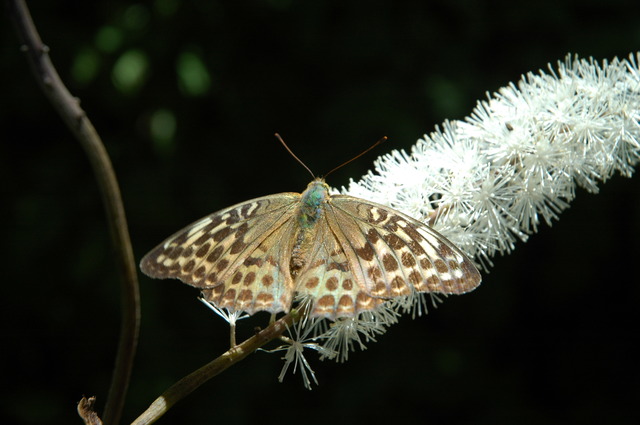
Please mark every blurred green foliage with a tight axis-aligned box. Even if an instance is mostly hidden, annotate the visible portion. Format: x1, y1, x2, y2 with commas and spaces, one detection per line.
2, 1, 640, 424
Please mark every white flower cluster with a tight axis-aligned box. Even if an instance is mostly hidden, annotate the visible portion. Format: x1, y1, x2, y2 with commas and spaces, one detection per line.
284, 53, 640, 387
345, 53, 640, 268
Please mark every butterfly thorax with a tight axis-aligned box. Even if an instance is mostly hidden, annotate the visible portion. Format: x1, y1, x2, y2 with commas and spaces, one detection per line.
298, 178, 329, 227
290, 178, 330, 276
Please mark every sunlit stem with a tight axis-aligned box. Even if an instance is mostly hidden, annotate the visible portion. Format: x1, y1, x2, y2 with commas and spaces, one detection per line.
131, 308, 302, 425
229, 322, 236, 347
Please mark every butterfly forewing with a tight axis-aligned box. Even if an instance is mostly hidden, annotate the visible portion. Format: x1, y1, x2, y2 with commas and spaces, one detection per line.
328, 195, 481, 296
140, 193, 300, 313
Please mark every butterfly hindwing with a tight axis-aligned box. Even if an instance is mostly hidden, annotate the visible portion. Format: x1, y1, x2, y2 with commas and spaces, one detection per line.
293, 215, 384, 318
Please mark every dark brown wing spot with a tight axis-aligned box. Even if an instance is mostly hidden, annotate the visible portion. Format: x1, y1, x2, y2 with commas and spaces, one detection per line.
372, 281, 388, 297
403, 225, 423, 242
195, 243, 210, 258
207, 246, 224, 263
208, 216, 223, 229
390, 276, 409, 295
425, 275, 440, 291
183, 260, 195, 273
401, 251, 416, 267
337, 295, 355, 315
408, 270, 422, 285
167, 246, 182, 260
384, 233, 405, 250
235, 222, 249, 239
195, 233, 211, 246
255, 293, 274, 307
356, 243, 375, 261
355, 292, 375, 310
434, 259, 448, 273
366, 228, 380, 244
237, 289, 253, 304
305, 277, 319, 289
368, 266, 382, 280
240, 204, 253, 218
261, 275, 274, 287
439, 244, 455, 257
382, 254, 398, 272
230, 239, 246, 255
232, 271, 243, 285
243, 256, 263, 267
222, 288, 236, 303
215, 258, 229, 272
314, 295, 335, 314
442, 279, 457, 292
205, 284, 224, 299
181, 246, 194, 258
368, 207, 387, 224
224, 210, 241, 225
194, 266, 206, 279
243, 272, 256, 285
212, 227, 233, 242
408, 240, 424, 254
342, 279, 353, 290
325, 277, 339, 291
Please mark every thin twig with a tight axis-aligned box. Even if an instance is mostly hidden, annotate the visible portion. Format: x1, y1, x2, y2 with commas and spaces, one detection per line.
131, 310, 302, 425
6, 2, 141, 425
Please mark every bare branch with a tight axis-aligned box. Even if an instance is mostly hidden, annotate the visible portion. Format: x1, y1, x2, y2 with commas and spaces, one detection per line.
6, 2, 141, 424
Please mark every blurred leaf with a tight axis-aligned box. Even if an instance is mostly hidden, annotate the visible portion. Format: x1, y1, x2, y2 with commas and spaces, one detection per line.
95, 25, 124, 53
121, 4, 150, 31
112, 49, 149, 94
71, 47, 101, 86
150, 108, 177, 155
177, 50, 211, 97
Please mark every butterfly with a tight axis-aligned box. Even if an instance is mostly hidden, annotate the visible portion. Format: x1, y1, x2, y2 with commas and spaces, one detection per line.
140, 177, 482, 319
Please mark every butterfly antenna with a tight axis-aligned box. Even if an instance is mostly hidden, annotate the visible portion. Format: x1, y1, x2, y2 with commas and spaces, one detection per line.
324, 136, 388, 178
275, 133, 316, 179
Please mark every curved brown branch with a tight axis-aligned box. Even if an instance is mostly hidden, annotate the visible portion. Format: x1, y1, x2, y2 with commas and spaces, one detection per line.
7, 2, 141, 425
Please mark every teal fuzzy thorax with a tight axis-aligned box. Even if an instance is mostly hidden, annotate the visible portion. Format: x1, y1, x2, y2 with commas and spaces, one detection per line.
297, 178, 330, 228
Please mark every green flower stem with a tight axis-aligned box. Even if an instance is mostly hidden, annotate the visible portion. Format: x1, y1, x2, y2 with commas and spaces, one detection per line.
131, 309, 301, 425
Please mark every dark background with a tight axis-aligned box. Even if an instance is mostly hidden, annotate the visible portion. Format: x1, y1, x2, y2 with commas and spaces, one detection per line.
2, 1, 640, 424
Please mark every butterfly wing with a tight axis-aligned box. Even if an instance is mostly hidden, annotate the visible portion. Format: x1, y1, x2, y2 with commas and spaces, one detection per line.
140, 193, 300, 314
326, 195, 481, 298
